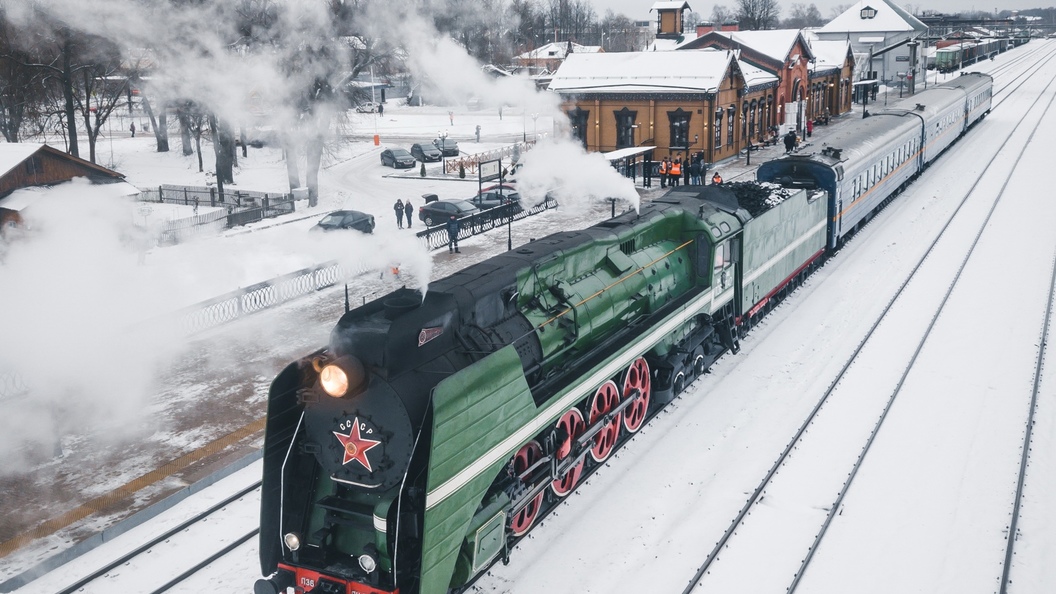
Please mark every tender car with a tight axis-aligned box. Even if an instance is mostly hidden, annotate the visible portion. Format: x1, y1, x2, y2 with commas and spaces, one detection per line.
410, 143, 442, 162
312, 210, 375, 233
381, 148, 416, 169
355, 101, 378, 113
418, 199, 479, 227
433, 137, 460, 156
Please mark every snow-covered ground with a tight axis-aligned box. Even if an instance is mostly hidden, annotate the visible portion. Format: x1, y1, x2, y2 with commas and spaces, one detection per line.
5, 41, 1056, 594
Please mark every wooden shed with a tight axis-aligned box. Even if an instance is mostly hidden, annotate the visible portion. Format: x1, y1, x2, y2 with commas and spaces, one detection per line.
0, 144, 125, 237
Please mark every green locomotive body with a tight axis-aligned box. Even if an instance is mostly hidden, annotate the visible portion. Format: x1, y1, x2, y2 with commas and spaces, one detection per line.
257, 183, 827, 594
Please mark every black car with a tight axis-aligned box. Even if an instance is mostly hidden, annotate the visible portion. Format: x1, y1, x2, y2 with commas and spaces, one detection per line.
418, 199, 479, 227
433, 138, 459, 157
312, 210, 375, 233
468, 189, 522, 212
410, 143, 442, 162
381, 148, 416, 168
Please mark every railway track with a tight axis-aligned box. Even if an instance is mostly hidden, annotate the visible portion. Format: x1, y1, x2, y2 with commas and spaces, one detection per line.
999, 249, 1056, 593
682, 46, 1056, 594
46, 482, 260, 594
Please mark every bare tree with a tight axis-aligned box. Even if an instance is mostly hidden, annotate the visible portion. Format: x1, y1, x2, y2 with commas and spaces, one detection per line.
176, 100, 207, 169
736, 0, 782, 30
70, 37, 128, 164
711, 5, 735, 24
0, 17, 46, 143
783, 3, 824, 29
598, 11, 642, 52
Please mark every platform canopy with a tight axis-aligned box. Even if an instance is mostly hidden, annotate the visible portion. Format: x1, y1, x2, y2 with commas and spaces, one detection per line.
602, 146, 656, 161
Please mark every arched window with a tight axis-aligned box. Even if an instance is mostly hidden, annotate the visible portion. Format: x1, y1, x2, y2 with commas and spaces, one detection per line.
714, 106, 723, 149
727, 104, 735, 147
567, 107, 589, 148
741, 101, 749, 140
668, 108, 692, 150
613, 107, 638, 149
749, 100, 758, 140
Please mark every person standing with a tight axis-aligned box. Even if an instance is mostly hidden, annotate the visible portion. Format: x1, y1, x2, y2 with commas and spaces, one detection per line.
689, 157, 702, 185
682, 154, 691, 186
475, 124, 481, 143
394, 199, 405, 229
669, 158, 681, 187
378, 102, 384, 116
659, 157, 669, 188
449, 111, 454, 125
783, 129, 797, 153
404, 200, 414, 228
129, 122, 136, 137
806, 119, 813, 138
446, 215, 461, 253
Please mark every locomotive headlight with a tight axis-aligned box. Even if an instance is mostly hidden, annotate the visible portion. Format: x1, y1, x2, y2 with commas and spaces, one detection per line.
319, 364, 349, 398
358, 553, 377, 573
314, 356, 367, 399
283, 532, 301, 551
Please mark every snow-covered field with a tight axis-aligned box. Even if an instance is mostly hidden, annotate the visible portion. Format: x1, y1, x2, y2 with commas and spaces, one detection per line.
5, 41, 1056, 594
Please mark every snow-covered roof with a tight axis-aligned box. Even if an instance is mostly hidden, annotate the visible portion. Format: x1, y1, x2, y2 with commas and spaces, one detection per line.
716, 30, 805, 63
516, 42, 601, 62
737, 59, 779, 88
808, 37, 853, 71
0, 185, 45, 211
0, 143, 43, 179
650, 1, 691, 11
549, 50, 733, 94
819, 0, 927, 34
651, 31, 700, 52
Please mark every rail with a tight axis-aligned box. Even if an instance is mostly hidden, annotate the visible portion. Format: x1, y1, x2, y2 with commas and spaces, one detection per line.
681, 49, 1056, 594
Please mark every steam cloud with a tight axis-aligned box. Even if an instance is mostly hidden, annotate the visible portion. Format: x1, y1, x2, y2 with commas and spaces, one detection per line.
0, 0, 641, 470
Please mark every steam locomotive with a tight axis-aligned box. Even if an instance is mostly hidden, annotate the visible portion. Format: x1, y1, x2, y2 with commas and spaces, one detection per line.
256, 72, 992, 594
255, 181, 828, 594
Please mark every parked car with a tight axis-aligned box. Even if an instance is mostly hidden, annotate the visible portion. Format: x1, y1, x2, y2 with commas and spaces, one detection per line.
418, 199, 479, 227
355, 101, 378, 113
433, 137, 459, 156
468, 188, 522, 212
312, 210, 375, 233
381, 148, 416, 168
410, 143, 442, 162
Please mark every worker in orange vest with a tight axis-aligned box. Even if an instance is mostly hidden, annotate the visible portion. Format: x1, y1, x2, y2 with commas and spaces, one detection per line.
659, 157, 669, 188
669, 158, 682, 187
712, 171, 723, 185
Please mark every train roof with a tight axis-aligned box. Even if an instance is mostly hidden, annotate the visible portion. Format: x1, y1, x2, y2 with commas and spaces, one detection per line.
766, 72, 993, 174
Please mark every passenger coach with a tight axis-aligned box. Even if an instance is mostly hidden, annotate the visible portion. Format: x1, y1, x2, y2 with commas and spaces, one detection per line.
758, 72, 992, 249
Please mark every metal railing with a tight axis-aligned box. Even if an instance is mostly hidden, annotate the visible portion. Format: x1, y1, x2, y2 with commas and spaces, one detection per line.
444, 140, 535, 175
135, 185, 297, 231
415, 196, 558, 250
174, 261, 368, 335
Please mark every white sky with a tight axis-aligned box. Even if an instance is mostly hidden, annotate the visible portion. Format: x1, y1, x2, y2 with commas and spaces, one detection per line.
596, 0, 1033, 22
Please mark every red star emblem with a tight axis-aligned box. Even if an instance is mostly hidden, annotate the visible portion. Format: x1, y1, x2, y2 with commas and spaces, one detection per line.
333, 418, 382, 471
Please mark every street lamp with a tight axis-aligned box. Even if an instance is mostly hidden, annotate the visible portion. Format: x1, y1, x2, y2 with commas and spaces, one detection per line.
438, 130, 448, 174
